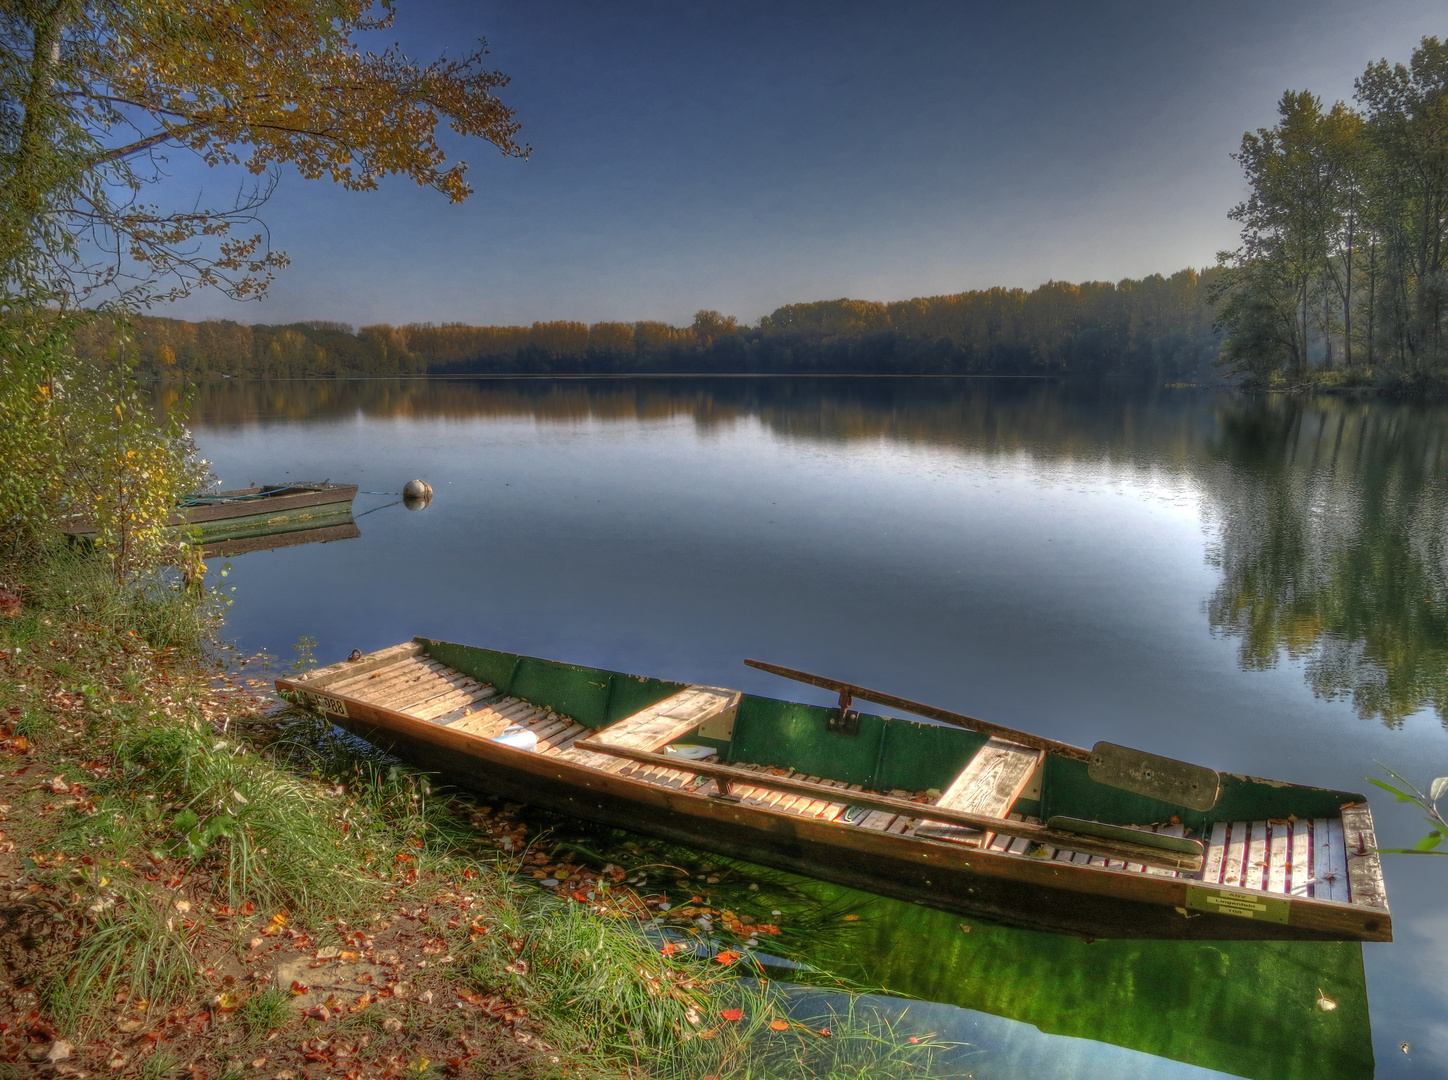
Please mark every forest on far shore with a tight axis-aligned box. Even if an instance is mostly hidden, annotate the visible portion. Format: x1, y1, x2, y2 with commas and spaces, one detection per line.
77, 268, 1226, 382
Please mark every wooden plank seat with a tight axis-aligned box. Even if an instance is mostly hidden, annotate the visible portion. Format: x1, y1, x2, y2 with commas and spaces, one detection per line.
912, 737, 1045, 845
560, 684, 741, 772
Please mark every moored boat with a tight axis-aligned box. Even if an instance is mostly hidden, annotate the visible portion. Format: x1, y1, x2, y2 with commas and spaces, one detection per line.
275, 638, 1391, 941
65, 482, 358, 556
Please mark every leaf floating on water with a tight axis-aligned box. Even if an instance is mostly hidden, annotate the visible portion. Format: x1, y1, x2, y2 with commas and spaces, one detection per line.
768, 1019, 789, 1031
714, 950, 741, 965
1401, 1042, 1411, 1053
1316, 988, 1338, 1012
842, 914, 859, 921
720, 1008, 744, 1022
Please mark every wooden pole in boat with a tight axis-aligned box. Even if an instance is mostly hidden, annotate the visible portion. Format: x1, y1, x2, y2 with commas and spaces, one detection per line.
743, 659, 1223, 811
744, 658, 1093, 761
571, 739, 1205, 873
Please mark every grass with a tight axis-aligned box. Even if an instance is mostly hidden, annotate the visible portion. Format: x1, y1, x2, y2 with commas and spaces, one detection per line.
236, 984, 293, 1038
0, 544, 952, 1080
46, 886, 196, 1029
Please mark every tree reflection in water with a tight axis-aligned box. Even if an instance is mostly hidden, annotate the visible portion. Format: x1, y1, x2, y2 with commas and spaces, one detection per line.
1204, 396, 1448, 727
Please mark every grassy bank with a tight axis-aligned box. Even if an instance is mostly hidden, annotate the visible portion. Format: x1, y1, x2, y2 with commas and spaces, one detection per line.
0, 548, 948, 1080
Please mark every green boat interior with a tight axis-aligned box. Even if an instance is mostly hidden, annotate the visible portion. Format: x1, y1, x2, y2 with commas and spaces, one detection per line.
312, 638, 1372, 907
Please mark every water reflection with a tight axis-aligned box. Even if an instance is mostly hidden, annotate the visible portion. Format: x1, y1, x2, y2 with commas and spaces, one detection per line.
1203, 397, 1448, 728
475, 806, 1371, 1079
788, 879, 1371, 1080
182, 377, 1448, 727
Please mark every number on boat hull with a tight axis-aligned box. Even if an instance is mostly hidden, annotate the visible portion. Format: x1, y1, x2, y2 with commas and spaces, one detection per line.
283, 688, 349, 718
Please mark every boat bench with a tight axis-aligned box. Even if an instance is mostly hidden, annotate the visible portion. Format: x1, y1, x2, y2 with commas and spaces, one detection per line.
561, 685, 741, 772
912, 736, 1045, 844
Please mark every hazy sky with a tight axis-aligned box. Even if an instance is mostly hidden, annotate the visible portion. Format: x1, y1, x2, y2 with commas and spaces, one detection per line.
164, 0, 1446, 328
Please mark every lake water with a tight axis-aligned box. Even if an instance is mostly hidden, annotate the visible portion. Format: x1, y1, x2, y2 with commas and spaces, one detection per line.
185, 377, 1448, 1079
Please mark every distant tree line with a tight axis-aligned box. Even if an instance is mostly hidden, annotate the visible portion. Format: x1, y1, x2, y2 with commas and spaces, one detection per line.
1214, 36, 1448, 390
79, 268, 1226, 381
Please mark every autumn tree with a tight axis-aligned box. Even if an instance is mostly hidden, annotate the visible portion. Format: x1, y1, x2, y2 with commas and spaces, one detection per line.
0, 0, 524, 567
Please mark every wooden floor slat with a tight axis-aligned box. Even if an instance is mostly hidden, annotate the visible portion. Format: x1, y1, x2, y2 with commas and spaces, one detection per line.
1267, 822, 1290, 894
1245, 821, 1268, 892
325, 657, 428, 697
1290, 819, 1313, 897
1316, 817, 1350, 902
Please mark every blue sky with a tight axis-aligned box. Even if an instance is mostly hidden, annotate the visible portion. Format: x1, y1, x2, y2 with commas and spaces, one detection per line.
165, 0, 1446, 328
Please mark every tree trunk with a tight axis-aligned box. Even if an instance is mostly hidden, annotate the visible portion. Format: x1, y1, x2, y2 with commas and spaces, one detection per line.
1343, 212, 1353, 369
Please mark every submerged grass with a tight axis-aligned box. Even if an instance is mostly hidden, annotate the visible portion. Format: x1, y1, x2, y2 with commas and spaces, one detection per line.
0, 546, 951, 1079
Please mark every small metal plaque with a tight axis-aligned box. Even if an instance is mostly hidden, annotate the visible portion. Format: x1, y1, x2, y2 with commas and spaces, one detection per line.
1088, 742, 1221, 811
1185, 886, 1291, 924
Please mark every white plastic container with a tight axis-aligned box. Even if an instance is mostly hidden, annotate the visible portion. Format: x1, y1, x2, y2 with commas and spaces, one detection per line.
492, 726, 539, 752
665, 744, 716, 761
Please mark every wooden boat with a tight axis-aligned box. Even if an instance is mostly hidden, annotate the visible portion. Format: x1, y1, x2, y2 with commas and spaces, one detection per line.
275, 638, 1391, 941
64, 482, 358, 556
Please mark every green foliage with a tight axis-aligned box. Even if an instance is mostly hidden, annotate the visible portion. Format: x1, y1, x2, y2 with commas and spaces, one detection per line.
1368, 768, 1448, 855
0, 307, 210, 578
1216, 37, 1448, 384
292, 634, 320, 671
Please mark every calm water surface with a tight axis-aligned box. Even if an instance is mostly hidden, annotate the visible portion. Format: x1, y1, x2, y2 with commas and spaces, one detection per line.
185, 377, 1448, 1079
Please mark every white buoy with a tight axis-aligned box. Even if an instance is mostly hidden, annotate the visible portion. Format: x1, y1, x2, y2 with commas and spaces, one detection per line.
402, 479, 432, 499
